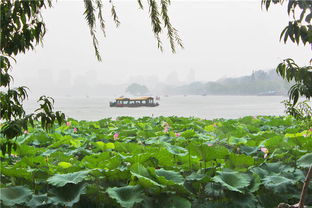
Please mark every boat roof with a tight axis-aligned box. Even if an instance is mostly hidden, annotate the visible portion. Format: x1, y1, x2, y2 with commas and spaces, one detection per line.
115, 97, 154, 101
131, 97, 154, 101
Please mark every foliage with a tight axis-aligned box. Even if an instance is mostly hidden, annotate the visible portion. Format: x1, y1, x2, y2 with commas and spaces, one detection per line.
262, 0, 312, 106
282, 100, 312, 122
0, 0, 66, 157
83, 0, 183, 61
1, 116, 312, 207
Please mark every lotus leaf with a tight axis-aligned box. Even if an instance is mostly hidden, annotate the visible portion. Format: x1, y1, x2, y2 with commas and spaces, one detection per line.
47, 170, 90, 187
0, 186, 32, 207
297, 152, 312, 168
106, 185, 144, 208
212, 170, 251, 193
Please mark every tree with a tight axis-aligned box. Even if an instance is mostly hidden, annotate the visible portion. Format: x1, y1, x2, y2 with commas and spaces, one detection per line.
126, 83, 150, 96
0, 0, 182, 156
83, 0, 183, 60
262, 0, 312, 105
262, 1, 312, 208
0, 0, 65, 156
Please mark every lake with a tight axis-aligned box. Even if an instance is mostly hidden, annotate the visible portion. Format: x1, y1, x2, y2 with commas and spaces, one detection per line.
24, 95, 288, 121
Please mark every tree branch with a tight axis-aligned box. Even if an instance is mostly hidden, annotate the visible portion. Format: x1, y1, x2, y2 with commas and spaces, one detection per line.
277, 165, 312, 208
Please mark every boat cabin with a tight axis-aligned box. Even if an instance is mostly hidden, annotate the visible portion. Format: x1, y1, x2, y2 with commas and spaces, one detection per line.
110, 97, 159, 107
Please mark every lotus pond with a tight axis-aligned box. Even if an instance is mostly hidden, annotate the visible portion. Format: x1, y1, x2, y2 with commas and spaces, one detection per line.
1, 116, 312, 208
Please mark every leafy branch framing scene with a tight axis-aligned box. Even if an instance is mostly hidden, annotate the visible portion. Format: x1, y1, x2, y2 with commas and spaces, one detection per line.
0, 0, 311, 208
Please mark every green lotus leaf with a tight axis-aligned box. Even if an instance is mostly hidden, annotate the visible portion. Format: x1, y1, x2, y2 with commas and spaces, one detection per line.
81, 152, 111, 169
130, 163, 164, 188
212, 170, 251, 193
297, 153, 312, 168
160, 196, 191, 208
164, 143, 188, 156
248, 173, 261, 193
204, 182, 224, 197
154, 168, 184, 185
115, 142, 145, 154
191, 200, 228, 208
49, 183, 86, 207
251, 162, 294, 178
226, 153, 254, 171
0, 186, 32, 207
106, 185, 144, 208
47, 170, 90, 187
181, 130, 196, 139
185, 171, 208, 181
262, 175, 295, 193
58, 161, 72, 169
228, 136, 248, 145
191, 144, 229, 161
260, 135, 290, 150
27, 194, 51, 207
227, 192, 258, 208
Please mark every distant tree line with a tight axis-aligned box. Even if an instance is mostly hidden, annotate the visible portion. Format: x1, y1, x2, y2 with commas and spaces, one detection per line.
161, 69, 291, 96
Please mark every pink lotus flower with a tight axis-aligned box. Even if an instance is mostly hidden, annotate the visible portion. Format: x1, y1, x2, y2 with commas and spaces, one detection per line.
260, 147, 269, 158
207, 143, 213, 146
24, 130, 29, 134
73, 128, 77, 133
114, 133, 119, 140
66, 122, 71, 127
163, 122, 170, 133
175, 133, 181, 137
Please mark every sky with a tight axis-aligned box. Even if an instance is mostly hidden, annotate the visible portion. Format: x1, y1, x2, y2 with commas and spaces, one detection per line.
11, 0, 311, 95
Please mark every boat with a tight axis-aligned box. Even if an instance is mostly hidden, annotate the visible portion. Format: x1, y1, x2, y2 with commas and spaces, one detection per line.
109, 96, 159, 107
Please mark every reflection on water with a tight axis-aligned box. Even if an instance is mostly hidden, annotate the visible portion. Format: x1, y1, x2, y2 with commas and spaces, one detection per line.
23, 95, 287, 121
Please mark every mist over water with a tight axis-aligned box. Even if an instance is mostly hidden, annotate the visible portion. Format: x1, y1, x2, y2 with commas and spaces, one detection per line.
23, 95, 287, 121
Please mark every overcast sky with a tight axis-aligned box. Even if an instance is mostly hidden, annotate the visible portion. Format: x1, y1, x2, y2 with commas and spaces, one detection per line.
12, 0, 311, 89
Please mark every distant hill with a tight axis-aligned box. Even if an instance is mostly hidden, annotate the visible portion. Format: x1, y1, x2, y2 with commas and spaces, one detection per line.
159, 69, 291, 96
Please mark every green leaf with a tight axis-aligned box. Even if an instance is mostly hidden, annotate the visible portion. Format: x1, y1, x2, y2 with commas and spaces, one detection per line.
47, 170, 90, 187
106, 142, 115, 149
106, 185, 144, 208
155, 168, 184, 185
160, 196, 191, 208
130, 163, 164, 188
226, 153, 254, 171
262, 175, 295, 193
212, 170, 251, 193
0, 186, 32, 207
49, 183, 86, 207
27, 194, 51, 207
228, 136, 247, 145
164, 143, 188, 156
58, 162, 72, 169
297, 153, 312, 168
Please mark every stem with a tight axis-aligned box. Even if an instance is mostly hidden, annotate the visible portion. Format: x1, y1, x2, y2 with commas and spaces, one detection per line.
298, 165, 312, 208
188, 144, 191, 170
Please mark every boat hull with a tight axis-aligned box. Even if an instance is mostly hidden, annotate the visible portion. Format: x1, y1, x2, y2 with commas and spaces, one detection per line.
110, 102, 159, 107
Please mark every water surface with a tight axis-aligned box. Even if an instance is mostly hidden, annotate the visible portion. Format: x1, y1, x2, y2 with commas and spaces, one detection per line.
24, 95, 287, 121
